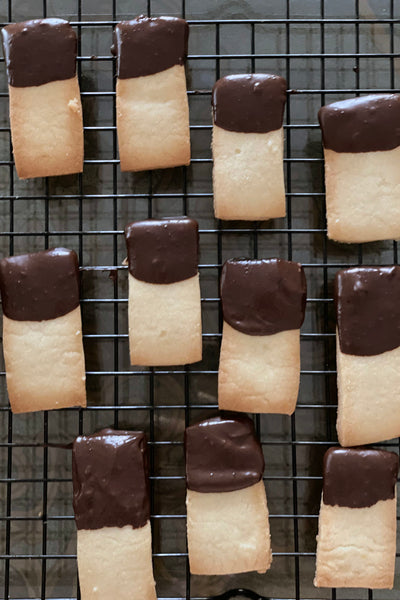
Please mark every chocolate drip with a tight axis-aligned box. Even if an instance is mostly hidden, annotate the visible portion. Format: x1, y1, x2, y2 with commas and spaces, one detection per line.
185, 413, 265, 493
2, 19, 77, 87
323, 447, 398, 509
221, 258, 307, 336
212, 74, 287, 133
335, 266, 400, 356
318, 94, 400, 153
125, 217, 198, 284
0, 248, 80, 322
72, 429, 150, 530
112, 16, 188, 79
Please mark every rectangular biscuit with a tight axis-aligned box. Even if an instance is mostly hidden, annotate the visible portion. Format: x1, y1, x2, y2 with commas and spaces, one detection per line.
212, 74, 287, 220
0, 248, 86, 413
73, 429, 157, 600
113, 16, 190, 171
335, 266, 400, 446
319, 94, 400, 243
314, 447, 398, 589
185, 414, 272, 575
1, 18, 83, 178
125, 217, 202, 366
218, 258, 307, 414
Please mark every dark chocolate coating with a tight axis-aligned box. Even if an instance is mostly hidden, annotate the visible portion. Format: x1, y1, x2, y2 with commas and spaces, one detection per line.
125, 217, 199, 284
185, 413, 265, 493
212, 74, 287, 133
221, 258, 307, 336
323, 447, 398, 508
318, 94, 400, 153
1, 19, 77, 87
335, 266, 400, 356
72, 429, 150, 530
0, 248, 80, 322
112, 16, 188, 79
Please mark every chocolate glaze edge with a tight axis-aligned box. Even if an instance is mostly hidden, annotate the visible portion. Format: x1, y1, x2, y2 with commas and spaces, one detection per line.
323, 447, 399, 508
2, 18, 77, 87
185, 412, 265, 493
112, 15, 188, 79
125, 216, 199, 284
319, 94, 400, 153
0, 247, 80, 322
72, 428, 150, 530
221, 258, 307, 336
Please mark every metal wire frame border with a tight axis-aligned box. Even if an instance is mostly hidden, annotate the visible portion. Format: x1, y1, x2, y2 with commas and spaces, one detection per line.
1, 1, 400, 600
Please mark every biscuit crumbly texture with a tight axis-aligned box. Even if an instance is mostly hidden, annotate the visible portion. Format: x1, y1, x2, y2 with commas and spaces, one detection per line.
218, 322, 300, 414
9, 76, 83, 179
77, 522, 157, 600
117, 64, 190, 172
213, 126, 285, 220
3, 307, 86, 413
186, 480, 272, 575
336, 332, 400, 446
128, 273, 202, 366
314, 498, 396, 589
324, 147, 400, 243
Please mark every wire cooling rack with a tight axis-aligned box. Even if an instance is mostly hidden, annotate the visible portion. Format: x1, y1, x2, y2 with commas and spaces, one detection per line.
1, 0, 400, 599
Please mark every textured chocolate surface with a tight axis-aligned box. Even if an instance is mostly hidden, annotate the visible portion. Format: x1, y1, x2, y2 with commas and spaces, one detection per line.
2, 19, 77, 87
0, 248, 80, 322
72, 429, 150, 530
318, 94, 400, 153
335, 266, 400, 356
125, 217, 198, 284
212, 74, 287, 133
323, 447, 398, 508
112, 16, 188, 78
221, 258, 307, 336
185, 413, 265, 493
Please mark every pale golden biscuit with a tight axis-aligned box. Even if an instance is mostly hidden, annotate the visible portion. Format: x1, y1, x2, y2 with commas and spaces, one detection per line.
213, 126, 285, 220
9, 76, 83, 179
77, 522, 157, 600
128, 273, 202, 366
117, 65, 190, 172
336, 333, 400, 446
218, 323, 299, 414
325, 147, 400, 243
314, 498, 396, 589
3, 307, 86, 413
186, 480, 272, 576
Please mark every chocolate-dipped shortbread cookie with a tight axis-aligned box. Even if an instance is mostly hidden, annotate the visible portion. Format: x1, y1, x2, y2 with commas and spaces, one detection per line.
315, 447, 398, 589
1, 19, 83, 178
112, 16, 190, 171
319, 94, 400, 243
73, 429, 157, 600
335, 266, 400, 446
125, 217, 202, 365
0, 248, 86, 413
185, 414, 272, 575
212, 74, 287, 220
218, 259, 306, 414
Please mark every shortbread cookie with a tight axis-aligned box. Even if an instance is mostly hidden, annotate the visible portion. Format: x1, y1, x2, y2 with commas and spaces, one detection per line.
185, 413, 272, 575
1, 19, 83, 179
125, 217, 202, 366
0, 248, 86, 413
318, 94, 400, 243
314, 447, 398, 589
219, 258, 306, 414
112, 16, 190, 171
336, 266, 400, 446
212, 74, 287, 220
73, 429, 156, 600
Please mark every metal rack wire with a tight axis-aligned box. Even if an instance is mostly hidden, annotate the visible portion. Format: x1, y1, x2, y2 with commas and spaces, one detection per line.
0, 0, 399, 599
